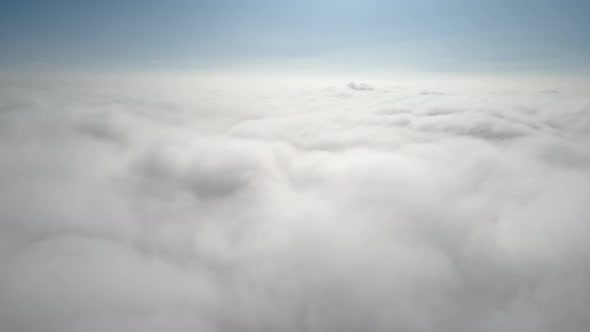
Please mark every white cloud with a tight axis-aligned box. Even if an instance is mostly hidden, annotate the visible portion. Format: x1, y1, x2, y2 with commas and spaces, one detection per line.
347, 81, 374, 91
0, 79, 589, 331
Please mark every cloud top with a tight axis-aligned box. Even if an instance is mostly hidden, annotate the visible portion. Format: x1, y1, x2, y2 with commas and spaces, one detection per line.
0, 80, 589, 332
347, 81, 374, 91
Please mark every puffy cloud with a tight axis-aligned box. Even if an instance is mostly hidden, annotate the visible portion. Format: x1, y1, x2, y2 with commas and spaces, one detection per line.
347, 81, 374, 91
0, 79, 589, 332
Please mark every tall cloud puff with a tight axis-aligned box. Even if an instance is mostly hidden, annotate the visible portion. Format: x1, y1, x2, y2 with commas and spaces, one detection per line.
0, 80, 589, 332
347, 81, 374, 91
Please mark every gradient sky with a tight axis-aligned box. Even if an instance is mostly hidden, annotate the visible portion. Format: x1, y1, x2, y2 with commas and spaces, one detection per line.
1, 0, 590, 76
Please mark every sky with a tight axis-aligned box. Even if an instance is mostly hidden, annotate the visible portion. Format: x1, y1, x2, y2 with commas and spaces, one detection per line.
1, 0, 590, 76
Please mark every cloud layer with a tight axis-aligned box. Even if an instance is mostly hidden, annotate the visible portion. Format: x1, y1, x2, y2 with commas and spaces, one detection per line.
0, 80, 589, 332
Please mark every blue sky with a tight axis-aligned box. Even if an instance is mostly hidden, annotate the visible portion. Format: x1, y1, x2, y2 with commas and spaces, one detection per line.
1, 0, 589, 76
